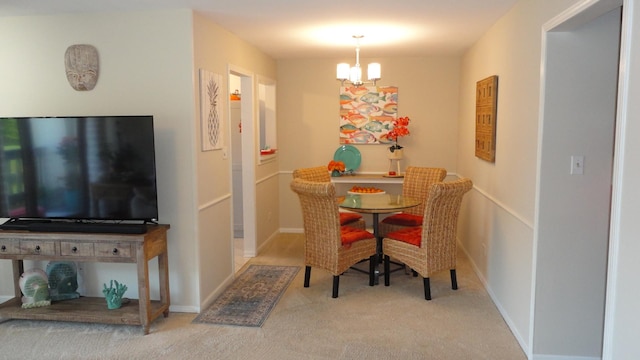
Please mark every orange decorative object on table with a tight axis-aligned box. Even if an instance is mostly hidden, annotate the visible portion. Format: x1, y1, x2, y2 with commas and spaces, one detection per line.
327, 160, 346, 172
388, 116, 411, 152
349, 186, 384, 193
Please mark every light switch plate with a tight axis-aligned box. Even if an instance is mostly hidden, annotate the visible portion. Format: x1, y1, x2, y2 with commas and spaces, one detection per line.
570, 155, 584, 175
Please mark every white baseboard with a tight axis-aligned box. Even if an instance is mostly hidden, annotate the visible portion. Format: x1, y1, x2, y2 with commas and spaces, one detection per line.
457, 241, 531, 357
533, 355, 600, 360
199, 272, 236, 312
168, 305, 199, 313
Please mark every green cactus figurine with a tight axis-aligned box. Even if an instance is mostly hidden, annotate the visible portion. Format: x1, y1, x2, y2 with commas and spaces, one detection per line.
102, 280, 128, 309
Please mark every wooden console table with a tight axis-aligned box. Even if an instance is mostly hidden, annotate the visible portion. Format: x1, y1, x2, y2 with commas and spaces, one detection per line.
0, 224, 170, 334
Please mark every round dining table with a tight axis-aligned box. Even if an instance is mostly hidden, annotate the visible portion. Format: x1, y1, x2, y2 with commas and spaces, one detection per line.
339, 193, 421, 283
339, 193, 421, 238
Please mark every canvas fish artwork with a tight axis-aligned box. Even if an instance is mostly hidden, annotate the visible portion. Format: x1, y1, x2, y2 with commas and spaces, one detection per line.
363, 120, 385, 132
339, 85, 398, 144
359, 92, 386, 104
340, 124, 358, 134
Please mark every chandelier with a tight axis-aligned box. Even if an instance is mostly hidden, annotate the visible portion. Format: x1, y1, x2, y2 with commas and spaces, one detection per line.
337, 35, 381, 87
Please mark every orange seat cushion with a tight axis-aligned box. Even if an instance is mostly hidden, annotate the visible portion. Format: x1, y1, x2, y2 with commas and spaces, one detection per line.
340, 225, 374, 247
386, 227, 422, 247
382, 213, 422, 226
339, 212, 363, 226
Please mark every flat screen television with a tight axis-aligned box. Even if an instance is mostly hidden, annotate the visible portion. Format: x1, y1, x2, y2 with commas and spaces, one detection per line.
0, 116, 159, 233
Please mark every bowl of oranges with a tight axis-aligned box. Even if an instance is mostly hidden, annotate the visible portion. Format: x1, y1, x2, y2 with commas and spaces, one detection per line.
347, 186, 385, 195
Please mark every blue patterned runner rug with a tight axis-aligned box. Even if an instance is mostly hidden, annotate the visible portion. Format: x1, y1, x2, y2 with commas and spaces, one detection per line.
193, 265, 300, 327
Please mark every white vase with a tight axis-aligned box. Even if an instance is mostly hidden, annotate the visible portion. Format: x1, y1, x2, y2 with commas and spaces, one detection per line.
387, 148, 404, 159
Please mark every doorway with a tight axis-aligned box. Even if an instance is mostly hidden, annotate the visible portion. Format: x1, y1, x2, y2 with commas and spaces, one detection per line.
229, 74, 247, 272
228, 66, 257, 273
534, 3, 621, 358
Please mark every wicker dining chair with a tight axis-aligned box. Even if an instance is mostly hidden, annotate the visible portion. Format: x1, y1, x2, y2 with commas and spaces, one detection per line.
378, 167, 447, 237
290, 178, 377, 298
293, 166, 366, 230
383, 178, 473, 300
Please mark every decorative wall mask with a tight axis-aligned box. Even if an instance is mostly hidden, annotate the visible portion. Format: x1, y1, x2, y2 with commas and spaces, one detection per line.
64, 44, 99, 91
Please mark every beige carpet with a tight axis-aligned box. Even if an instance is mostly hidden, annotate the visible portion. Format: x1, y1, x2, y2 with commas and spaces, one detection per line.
0, 233, 526, 360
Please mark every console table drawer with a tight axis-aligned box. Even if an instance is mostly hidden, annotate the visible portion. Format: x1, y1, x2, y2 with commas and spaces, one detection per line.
95, 243, 132, 259
19, 240, 56, 256
0, 239, 20, 255
61, 242, 95, 257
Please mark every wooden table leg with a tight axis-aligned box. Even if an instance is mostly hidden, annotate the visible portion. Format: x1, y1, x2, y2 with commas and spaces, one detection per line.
136, 245, 151, 335
158, 250, 170, 318
12, 260, 23, 299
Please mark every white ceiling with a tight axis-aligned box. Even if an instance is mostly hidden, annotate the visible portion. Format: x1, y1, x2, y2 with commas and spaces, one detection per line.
0, 0, 519, 59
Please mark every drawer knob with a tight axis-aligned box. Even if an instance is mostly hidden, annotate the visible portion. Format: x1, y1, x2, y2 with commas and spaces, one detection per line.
72, 246, 78, 253
1, 245, 6, 252
112, 248, 119, 255
35, 245, 41, 253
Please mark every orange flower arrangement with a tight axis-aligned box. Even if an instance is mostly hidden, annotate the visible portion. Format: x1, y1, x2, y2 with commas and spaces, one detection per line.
387, 116, 411, 152
327, 160, 346, 172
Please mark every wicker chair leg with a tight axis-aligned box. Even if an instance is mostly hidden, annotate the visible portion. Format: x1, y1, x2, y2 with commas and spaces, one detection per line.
369, 255, 375, 286
450, 269, 458, 290
304, 266, 311, 287
384, 255, 391, 286
332, 276, 339, 298
412, 270, 418, 277
424, 278, 432, 300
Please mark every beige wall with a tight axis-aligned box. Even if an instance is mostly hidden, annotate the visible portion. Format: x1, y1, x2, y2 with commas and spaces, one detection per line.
277, 57, 461, 230
457, 0, 608, 357
536, 7, 620, 357
0, 9, 278, 313
192, 12, 278, 307
0, 10, 198, 308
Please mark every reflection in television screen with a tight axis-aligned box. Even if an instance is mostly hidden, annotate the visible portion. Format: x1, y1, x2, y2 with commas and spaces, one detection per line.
0, 116, 159, 222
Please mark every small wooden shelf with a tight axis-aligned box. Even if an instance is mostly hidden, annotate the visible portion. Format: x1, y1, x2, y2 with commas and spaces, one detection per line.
0, 296, 165, 326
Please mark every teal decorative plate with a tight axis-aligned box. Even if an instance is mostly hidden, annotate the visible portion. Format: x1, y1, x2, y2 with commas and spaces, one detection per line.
333, 145, 361, 172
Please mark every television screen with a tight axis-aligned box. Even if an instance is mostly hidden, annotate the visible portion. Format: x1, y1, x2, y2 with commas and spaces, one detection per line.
0, 116, 159, 222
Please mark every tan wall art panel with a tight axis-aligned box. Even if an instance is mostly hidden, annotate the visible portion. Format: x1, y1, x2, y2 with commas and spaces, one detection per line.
475, 75, 498, 162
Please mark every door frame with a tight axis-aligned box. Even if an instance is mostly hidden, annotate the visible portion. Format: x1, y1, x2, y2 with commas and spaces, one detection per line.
534, 1, 625, 358
228, 65, 257, 260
